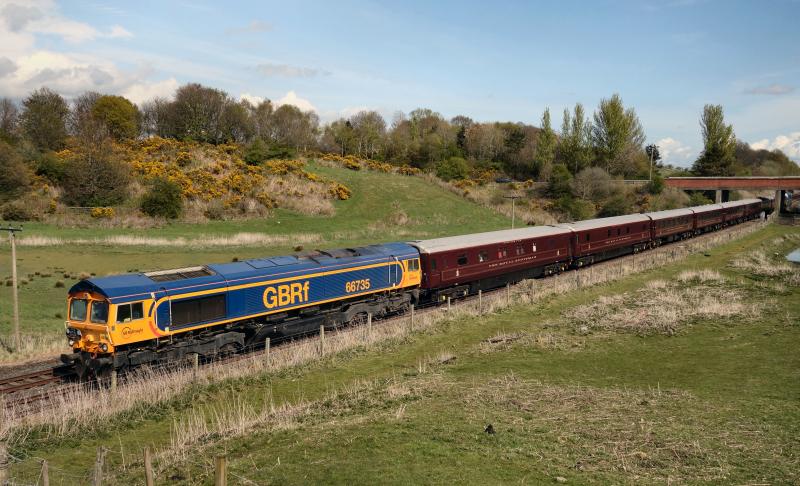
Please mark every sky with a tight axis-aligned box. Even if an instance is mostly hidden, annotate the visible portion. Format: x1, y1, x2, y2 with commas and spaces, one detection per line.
0, 0, 798, 166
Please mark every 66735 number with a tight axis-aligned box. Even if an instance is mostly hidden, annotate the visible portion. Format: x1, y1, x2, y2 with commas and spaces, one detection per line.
345, 279, 371, 293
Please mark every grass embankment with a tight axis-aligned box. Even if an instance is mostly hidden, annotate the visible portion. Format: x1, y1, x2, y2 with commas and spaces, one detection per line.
0, 162, 509, 358
7, 224, 799, 484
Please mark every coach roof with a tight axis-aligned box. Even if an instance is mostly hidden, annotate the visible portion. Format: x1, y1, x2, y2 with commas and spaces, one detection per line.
555, 213, 651, 232
644, 207, 694, 220
410, 226, 571, 254
720, 198, 761, 208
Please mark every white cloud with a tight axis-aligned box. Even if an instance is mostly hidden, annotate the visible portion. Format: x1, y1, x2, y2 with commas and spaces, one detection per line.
108, 25, 133, 39
122, 77, 180, 104
276, 90, 316, 112
750, 132, 800, 160
239, 93, 266, 105
656, 137, 695, 166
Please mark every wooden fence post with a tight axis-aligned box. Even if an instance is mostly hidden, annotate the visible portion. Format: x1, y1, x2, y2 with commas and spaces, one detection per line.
506, 283, 511, 305
447, 296, 451, 312
93, 447, 106, 486
110, 370, 117, 393
215, 455, 227, 486
41, 459, 49, 486
367, 313, 372, 334
264, 338, 270, 366
192, 352, 199, 377
0, 441, 8, 484
478, 289, 482, 315
319, 325, 325, 355
409, 304, 415, 332
144, 447, 154, 486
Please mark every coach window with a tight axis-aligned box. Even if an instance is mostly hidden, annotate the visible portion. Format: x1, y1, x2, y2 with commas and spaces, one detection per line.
431, 259, 437, 271
617, 228, 621, 236
607, 230, 611, 238
585, 234, 590, 242
626, 226, 630, 234
457, 254, 468, 265
91, 300, 109, 324
478, 250, 488, 262
516, 245, 524, 255
117, 302, 144, 323
532, 243, 537, 252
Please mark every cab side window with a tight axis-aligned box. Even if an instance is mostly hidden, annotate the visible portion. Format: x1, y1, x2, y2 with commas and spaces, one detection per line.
117, 302, 144, 323
408, 259, 420, 271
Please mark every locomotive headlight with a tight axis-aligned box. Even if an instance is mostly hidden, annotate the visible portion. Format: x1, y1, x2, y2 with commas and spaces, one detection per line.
100, 343, 108, 352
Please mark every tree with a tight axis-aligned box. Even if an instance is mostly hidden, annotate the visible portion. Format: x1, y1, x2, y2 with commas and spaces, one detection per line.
547, 163, 573, 198
591, 94, 645, 176
91, 95, 140, 141
20, 87, 69, 150
0, 141, 30, 200
61, 145, 131, 206
171, 83, 229, 143
69, 91, 102, 140
558, 103, 593, 174
140, 178, 183, 219
692, 104, 736, 176
435, 156, 470, 181
570, 166, 615, 202
0, 98, 19, 142
534, 108, 557, 180
350, 110, 386, 158
140, 97, 176, 138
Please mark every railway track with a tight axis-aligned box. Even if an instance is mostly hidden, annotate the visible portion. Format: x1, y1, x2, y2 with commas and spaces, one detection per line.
1, 220, 765, 415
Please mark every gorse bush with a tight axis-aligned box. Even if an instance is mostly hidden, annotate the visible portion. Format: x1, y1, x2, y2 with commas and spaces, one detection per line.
435, 156, 469, 181
140, 177, 183, 219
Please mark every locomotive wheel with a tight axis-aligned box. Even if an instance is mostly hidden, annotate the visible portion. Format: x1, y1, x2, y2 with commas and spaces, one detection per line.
349, 312, 368, 327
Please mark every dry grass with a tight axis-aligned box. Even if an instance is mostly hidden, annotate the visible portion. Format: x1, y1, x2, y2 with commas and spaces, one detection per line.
0, 334, 69, 364
463, 374, 786, 483
731, 250, 800, 284
563, 273, 757, 335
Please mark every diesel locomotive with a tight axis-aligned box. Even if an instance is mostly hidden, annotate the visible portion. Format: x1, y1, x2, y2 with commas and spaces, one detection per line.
62, 198, 771, 379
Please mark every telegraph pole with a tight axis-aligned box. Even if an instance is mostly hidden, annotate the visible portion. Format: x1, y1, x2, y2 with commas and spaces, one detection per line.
503, 194, 522, 229
2, 226, 22, 350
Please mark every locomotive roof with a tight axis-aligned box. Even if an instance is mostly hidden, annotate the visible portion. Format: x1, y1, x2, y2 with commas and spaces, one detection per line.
69, 242, 418, 301
410, 226, 571, 254
644, 207, 694, 220
555, 213, 650, 232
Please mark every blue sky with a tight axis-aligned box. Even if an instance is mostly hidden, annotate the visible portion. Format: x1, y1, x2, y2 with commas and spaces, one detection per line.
0, 0, 798, 165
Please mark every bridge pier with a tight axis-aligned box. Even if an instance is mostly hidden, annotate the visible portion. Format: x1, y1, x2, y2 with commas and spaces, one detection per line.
714, 190, 731, 203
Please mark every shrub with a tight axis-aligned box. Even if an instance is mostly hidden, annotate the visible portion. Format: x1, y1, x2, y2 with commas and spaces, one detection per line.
646, 173, 665, 195
62, 149, 131, 207
91, 95, 139, 141
547, 164, 573, 198
688, 191, 713, 206
598, 193, 633, 217
0, 141, 30, 200
1, 200, 34, 221
35, 151, 66, 184
435, 157, 469, 181
140, 178, 183, 219
329, 183, 352, 200
90, 207, 115, 219
243, 138, 269, 165
556, 195, 595, 221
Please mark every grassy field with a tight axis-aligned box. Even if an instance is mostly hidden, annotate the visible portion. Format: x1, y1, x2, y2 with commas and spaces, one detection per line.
5, 223, 798, 484
0, 162, 510, 355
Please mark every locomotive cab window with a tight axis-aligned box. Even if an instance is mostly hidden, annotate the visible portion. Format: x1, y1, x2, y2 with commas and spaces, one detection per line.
70, 298, 88, 321
117, 302, 144, 323
457, 254, 468, 265
408, 258, 420, 271
478, 250, 488, 262
90, 301, 109, 324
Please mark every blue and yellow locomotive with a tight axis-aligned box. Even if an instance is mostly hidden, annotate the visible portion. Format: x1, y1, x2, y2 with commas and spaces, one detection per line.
63, 243, 421, 378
